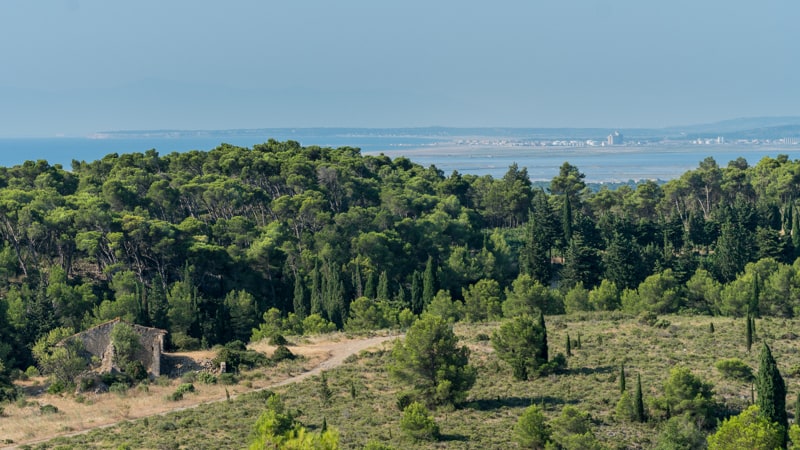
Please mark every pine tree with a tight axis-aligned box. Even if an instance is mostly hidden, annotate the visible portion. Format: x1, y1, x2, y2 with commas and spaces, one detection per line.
746, 314, 753, 353
756, 342, 787, 441
566, 333, 572, 357
793, 206, 800, 257
634, 374, 646, 423
619, 363, 626, 393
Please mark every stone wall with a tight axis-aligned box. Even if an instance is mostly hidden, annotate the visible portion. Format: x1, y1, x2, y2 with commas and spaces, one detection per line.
68, 319, 166, 377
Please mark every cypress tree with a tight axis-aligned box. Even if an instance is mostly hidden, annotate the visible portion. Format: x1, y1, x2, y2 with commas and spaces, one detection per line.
709, 322, 714, 333
422, 256, 436, 308
562, 194, 573, 244
410, 270, 423, 314
746, 314, 753, 353
537, 312, 548, 363
634, 374, 645, 423
310, 262, 322, 316
377, 271, 390, 302
364, 271, 377, 299
795, 391, 800, 425
619, 363, 626, 393
793, 206, 800, 256
756, 342, 787, 441
750, 274, 760, 318
576, 333, 582, 349
293, 273, 307, 319
751, 315, 757, 341
566, 333, 572, 357
352, 264, 363, 299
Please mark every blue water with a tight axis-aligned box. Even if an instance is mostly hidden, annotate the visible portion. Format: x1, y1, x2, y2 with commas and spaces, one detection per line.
1, 135, 798, 182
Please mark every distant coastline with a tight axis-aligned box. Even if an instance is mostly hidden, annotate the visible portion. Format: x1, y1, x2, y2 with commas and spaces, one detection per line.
3, 119, 800, 182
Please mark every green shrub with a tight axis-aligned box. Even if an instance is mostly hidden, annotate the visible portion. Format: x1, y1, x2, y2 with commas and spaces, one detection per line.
219, 373, 237, 385
271, 345, 295, 362
268, 334, 288, 346
396, 392, 413, 411
400, 401, 439, 441
109, 382, 129, 396
39, 404, 59, 415
168, 383, 196, 401
715, 358, 754, 381
196, 372, 217, 385
24, 366, 40, 378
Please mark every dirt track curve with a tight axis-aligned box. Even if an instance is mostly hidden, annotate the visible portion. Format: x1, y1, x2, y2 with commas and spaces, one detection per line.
2, 333, 401, 450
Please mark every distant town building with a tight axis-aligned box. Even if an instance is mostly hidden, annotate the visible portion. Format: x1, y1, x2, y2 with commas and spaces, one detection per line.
607, 131, 623, 146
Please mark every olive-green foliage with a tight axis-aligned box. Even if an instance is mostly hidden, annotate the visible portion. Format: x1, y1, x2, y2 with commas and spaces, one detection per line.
653, 413, 706, 450
249, 393, 340, 449
110, 322, 143, 368
503, 274, 564, 317
715, 358, 754, 381
31, 326, 87, 386
491, 314, 548, 380
423, 289, 463, 324
345, 297, 394, 331
462, 279, 502, 322
400, 401, 439, 442
658, 367, 715, 423
513, 404, 550, 449
213, 341, 269, 371
390, 315, 475, 407
707, 405, 783, 450
550, 406, 603, 450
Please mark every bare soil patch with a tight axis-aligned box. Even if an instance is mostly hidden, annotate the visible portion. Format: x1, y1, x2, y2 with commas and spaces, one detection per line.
0, 332, 398, 449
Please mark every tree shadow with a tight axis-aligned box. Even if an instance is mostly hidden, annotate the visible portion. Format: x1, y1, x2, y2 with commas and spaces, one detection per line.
464, 396, 577, 411
439, 433, 469, 442
565, 365, 614, 376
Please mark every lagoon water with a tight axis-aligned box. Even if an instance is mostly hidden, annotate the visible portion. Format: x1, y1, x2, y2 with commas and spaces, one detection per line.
1, 134, 799, 182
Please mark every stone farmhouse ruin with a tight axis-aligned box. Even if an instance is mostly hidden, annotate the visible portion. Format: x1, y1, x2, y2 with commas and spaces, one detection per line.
65, 318, 167, 377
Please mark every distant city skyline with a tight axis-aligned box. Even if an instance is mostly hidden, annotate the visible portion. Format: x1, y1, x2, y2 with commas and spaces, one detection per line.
0, 1, 798, 137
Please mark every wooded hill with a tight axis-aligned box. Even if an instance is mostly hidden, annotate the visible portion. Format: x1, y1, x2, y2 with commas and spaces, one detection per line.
0, 140, 799, 375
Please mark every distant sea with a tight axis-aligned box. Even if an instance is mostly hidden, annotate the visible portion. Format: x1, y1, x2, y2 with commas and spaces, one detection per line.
1, 134, 799, 182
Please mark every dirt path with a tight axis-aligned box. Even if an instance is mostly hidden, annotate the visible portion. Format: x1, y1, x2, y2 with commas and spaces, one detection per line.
1, 333, 401, 450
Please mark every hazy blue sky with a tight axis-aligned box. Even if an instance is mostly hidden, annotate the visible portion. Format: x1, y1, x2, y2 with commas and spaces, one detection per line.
0, 1, 798, 136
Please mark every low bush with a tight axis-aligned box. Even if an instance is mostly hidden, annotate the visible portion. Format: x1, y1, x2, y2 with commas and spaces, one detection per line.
271, 345, 295, 363
715, 358, 754, 381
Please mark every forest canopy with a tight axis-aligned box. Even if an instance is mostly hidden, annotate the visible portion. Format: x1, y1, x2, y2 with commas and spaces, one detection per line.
0, 141, 799, 374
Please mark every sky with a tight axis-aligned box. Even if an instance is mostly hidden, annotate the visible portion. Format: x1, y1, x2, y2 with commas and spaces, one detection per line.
0, 0, 798, 137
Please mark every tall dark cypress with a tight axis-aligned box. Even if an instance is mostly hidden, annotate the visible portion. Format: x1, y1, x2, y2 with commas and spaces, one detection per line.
537, 312, 548, 363
756, 342, 787, 441
410, 270, 423, 314
293, 273, 307, 319
422, 256, 436, 308
746, 314, 753, 353
310, 262, 322, 316
619, 363, 626, 393
634, 374, 645, 423
562, 194, 573, 244
565, 333, 572, 357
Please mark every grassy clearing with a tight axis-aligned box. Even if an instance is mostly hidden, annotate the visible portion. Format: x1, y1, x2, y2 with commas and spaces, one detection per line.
17, 314, 800, 449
